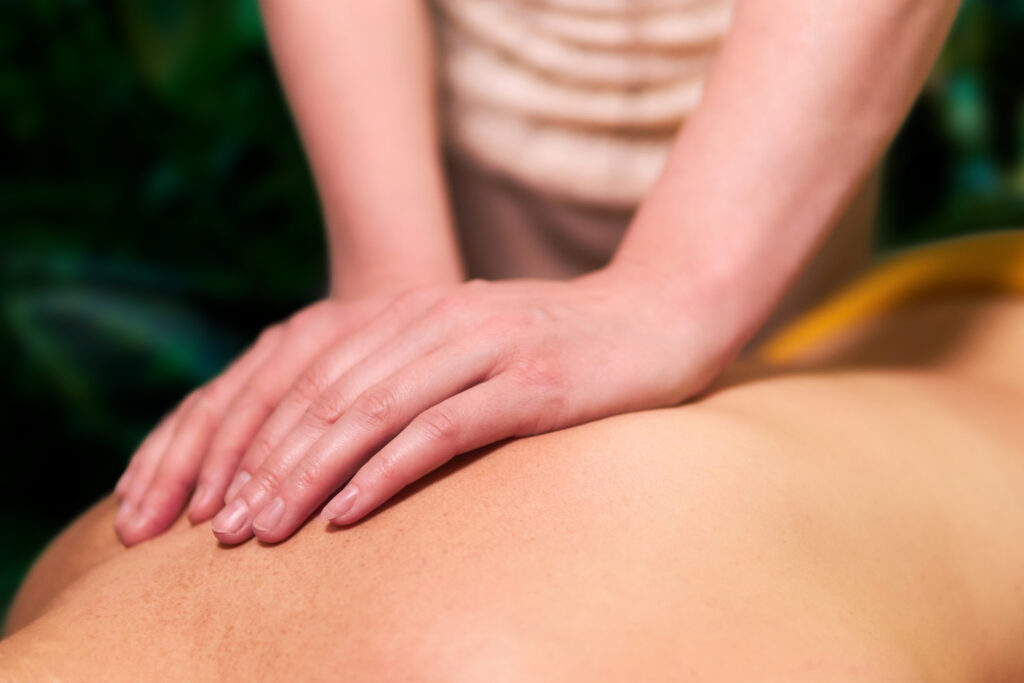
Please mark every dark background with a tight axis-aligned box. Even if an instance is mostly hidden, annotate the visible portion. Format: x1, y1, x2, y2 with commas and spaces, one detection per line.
2, 0, 1022, 619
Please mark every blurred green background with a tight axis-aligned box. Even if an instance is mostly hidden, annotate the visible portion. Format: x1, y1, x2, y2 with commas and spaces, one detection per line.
1, 0, 1022, 620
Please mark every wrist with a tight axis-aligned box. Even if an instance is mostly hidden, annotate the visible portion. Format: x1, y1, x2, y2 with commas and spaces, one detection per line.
562, 257, 743, 405
604, 237, 778, 364
328, 258, 464, 300
325, 194, 465, 300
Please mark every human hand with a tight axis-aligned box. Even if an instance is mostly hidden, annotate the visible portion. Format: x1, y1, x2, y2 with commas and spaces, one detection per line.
114, 296, 391, 546
212, 265, 740, 545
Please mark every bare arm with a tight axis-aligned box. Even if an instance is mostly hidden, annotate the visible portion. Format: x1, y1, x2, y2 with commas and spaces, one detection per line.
614, 0, 961, 350
195, 1, 967, 542
114, 0, 967, 548
260, 0, 464, 298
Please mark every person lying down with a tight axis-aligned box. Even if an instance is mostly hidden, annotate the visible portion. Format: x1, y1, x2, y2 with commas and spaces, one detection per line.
2, 231, 1024, 681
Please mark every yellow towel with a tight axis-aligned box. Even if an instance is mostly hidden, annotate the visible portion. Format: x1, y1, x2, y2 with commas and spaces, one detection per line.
757, 230, 1024, 365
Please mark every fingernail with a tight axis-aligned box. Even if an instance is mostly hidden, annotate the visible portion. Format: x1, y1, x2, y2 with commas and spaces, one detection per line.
252, 497, 285, 534
225, 471, 251, 502
321, 486, 359, 524
212, 498, 249, 535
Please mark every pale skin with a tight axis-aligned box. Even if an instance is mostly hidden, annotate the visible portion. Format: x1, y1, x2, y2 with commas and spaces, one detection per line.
5, 294, 1024, 680
113, 0, 962, 547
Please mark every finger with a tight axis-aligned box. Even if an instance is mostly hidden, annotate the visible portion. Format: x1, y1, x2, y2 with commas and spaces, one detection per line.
113, 407, 181, 536
213, 343, 495, 545
117, 326, 284, 545
119, 393, 197, 512
178, 317, 345, 521
209, 302, 432, 507
322, 374, 545, 527
115, 407, 176, 499
116, 391, 221, 545
189, 292, 442, 523
205, 286, 455, 518
123, 326, 281, 513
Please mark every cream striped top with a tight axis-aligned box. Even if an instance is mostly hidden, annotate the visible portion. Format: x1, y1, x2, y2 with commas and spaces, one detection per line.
431, 0, 736, 207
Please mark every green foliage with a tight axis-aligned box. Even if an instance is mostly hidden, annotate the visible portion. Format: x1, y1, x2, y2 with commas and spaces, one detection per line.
1, 0, 326, 619
1, 0, 1022, 620
880, 0, 1024, 245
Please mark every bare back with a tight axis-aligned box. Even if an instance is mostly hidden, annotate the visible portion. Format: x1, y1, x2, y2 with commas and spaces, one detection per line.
3, 297, 1024, 682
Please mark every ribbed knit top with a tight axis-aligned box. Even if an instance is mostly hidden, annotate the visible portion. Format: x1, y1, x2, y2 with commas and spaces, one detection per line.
432, 0, 736, 207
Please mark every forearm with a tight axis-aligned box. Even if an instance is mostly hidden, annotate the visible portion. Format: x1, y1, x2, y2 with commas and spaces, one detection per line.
614, 0, 960, 352
261, 0, 463, 298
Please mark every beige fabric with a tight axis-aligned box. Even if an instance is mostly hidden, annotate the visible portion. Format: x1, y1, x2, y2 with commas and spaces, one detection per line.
432, 0, 735, 206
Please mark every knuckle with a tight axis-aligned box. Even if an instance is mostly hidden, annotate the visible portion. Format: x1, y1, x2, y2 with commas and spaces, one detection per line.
293, 363, 330, 403
293, 459, 325, 494
477, 314, 520, 341
133, 427, 162, 459
391, 285, 439, 315
180, 388, 219, 431
234, 384, 275, 418
350, 385, 398, 428
287, 302, 329, 330
180, 388, 204, 412
371, 452, 405, 488
244, 432, 276, 464
284, 308, 312, 333
510, 356, 566, 392
432, 291, 474, 318
489, 305, 550, 335
306, 386, 348, 426
519, 304, 553, 328
416, 407, 459, 445
472, 308, 548, 347
256, 324, 283, 348
251, 468, 283, 496
191, 385, 220, 414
